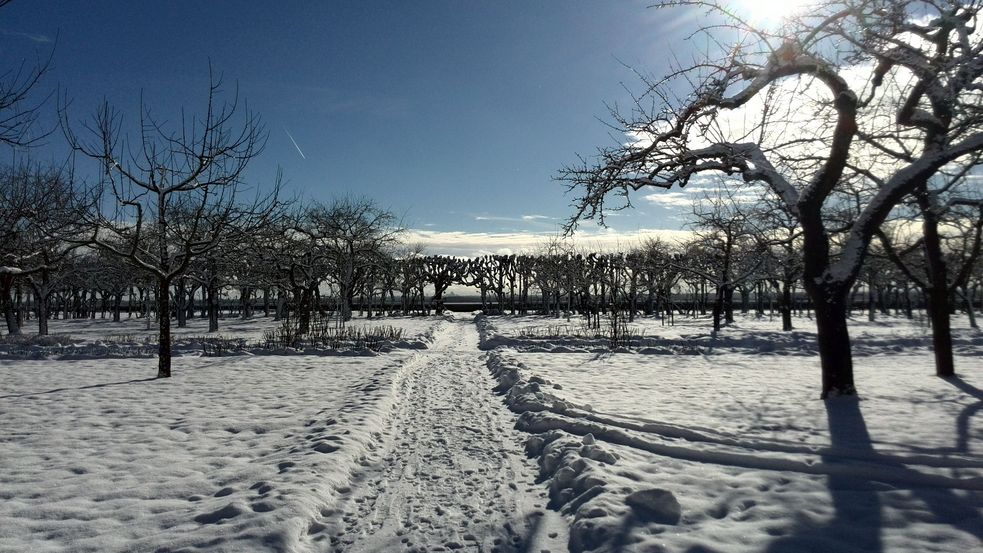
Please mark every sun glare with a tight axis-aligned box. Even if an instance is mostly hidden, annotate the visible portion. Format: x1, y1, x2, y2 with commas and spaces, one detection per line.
739, 0, 814, 24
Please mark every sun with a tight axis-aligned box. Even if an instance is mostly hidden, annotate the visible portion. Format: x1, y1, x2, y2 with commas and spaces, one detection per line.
738, 0, 814, 24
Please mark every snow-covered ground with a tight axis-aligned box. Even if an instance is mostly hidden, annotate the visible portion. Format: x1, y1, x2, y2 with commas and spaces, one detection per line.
482, 313, 983, 552
0, 315, 556, 553
0, 351, 416, 552
2, 311, 981, 552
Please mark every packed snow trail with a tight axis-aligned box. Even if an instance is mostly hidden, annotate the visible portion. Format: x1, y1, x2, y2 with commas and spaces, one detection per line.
309, 317, 568, 553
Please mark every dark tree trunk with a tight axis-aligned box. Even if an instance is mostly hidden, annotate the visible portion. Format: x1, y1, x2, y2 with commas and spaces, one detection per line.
37, 297, 48, 335
867, 279, 876, 322
781, 280, 794, 332
157, 278, 172, 378
962, 287, 978, 329
724, 286, 735, 324
1, 274, 20, 335
31, 273, 51, 336
207, 284, 220, 333
917, 190, 956, 378
297, 287, 314, 335
240, 286, 252, 319
185, 286, 196, 321
711, 286, 724, 332
15, 284, 25, 328
809, 285, 856, 398
926, 284, 955, 377
113, 293, 123, 322
176, 280, 188, 328
275, 291, 286, 321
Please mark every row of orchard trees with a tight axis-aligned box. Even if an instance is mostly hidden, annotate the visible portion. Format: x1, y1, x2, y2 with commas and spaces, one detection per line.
5, 205, 980, 326
4, 156, 981, 384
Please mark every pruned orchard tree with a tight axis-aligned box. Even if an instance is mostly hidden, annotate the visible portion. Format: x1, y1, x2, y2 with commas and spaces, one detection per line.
873, 160, 983, 374
559, 0, 983, 397
289, 198, 401, 324
62, 73, 281, 378
0, 163, 88, 335
684, 188, 766, 331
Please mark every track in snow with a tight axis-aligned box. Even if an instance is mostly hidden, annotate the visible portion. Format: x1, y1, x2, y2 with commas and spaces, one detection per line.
310, 318, 567, 553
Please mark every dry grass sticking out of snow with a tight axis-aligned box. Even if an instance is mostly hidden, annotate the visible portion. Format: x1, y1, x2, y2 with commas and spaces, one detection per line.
0, 315, 445, 359
479, 312, 983, 357
481, 314, 983, 553
0, 350, 419, 553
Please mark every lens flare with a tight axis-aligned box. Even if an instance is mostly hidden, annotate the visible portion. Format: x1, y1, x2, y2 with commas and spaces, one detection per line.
738, 0, 814, 25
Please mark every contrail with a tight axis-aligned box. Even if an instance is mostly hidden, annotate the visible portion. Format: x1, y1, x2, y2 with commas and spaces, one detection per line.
283, 127, 306, 160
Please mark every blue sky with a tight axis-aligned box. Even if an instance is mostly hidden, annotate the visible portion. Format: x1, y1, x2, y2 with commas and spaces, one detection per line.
2, 1, 711, 253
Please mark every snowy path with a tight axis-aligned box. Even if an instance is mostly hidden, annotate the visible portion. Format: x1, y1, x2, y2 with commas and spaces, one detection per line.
309, 318, 567, 553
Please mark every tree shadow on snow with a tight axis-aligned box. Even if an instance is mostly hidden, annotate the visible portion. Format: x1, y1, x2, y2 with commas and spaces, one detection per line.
762, 397, 884, 553
763, 396, 983, 553
0, 377, 158, 399
941, 376, 983, 454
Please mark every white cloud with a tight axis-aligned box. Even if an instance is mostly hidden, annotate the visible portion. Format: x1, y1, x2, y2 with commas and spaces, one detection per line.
404, 227, 694, 258
641, 177, 763, 208
643, 191, 694, 208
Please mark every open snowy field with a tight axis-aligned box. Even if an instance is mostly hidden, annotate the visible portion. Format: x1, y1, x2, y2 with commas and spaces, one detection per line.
0, 350, 421, 553
2, 312, 981, 553
0, 316, 563, 553
482, 314, 983, 552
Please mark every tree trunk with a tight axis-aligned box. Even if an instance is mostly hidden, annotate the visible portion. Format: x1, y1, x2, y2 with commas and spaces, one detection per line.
208, 284, 220, 332
724, 286, 735, 323
157, 278, 172, 378
1, 275, 20, 335
711, 286, 724, 332
867, 279, 876, 322
781, 279, 794, 332
915, 188, 955, 377
176, 280, 188, 328
186, 286, 196, 321
810, 286, 856, 398
240, 286, 252, 319
113, 293, 123, 322
961, 286, 978, 329
297, 287, 313, 335
275, 291, 286, 321
926, 284, 955, 377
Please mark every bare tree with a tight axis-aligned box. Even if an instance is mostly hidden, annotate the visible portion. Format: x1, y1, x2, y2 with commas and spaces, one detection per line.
682, 189, 765, 331
290, 198, 402, 324
877, 184, 983, 357
559, 0, 983, 397
0, 164, 87, 334
753, 188, 804, 331
63, 72, 281, 378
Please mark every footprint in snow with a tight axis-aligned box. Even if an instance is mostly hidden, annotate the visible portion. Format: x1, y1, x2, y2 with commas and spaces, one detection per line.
213, 487, 236, 497
193, 502, 244, 524
313, 441, 340, 453
249, 481, 273, 495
